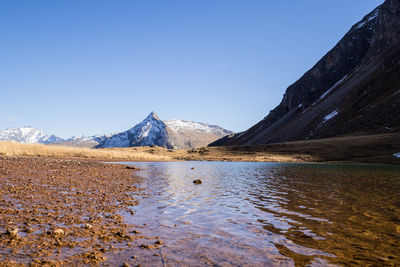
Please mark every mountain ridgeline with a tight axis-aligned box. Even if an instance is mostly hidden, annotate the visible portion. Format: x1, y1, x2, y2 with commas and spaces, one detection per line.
93, 112, 233, 149
211, 0, 400, 146
0, 113, 233, 149
0, 127, 64, 144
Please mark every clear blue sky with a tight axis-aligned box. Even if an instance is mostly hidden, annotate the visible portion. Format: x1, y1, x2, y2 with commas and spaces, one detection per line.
0, 0, 384, 138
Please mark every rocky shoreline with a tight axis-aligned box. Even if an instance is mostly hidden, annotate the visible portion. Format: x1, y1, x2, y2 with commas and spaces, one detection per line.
0, 156, 161, 266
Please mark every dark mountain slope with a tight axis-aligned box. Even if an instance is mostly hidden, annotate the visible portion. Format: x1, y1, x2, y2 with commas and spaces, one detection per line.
211, 0, 400, 146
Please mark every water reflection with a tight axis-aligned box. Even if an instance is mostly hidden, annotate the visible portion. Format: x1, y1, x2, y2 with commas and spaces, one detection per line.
123, 162, 400, 266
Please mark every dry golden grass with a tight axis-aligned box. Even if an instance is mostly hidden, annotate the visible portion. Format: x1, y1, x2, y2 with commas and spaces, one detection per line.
1, 133, 399, 164
0, 141, 173, 161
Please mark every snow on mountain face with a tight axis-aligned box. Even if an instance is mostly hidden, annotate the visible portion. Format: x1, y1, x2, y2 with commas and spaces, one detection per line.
0, 127, 63, 144
354, 8, 379, 30
95, 132, 130, 148
165, 119, 232, 136
128, 112, 168, 147
96, 112, 169, 148
0, 113, 233, 149
70, 113, 169, 148
96, 112, 233, 149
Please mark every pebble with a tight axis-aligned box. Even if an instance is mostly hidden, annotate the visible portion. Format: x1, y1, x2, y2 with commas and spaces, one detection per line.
53, 228, 65, 236
6, 228, 19, 238
139, 244, 155, 249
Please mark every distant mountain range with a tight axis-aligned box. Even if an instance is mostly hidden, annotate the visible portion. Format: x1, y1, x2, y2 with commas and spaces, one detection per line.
0, 112, 233, 149
0, 126, 64, 144
211, 0, 400, 146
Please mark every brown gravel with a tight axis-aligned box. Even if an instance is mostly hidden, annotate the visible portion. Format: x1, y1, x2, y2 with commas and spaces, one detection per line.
0, 156, 150, 266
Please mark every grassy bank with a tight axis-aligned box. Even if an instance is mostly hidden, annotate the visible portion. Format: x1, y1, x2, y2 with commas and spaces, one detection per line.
1, 133, 399, 164
0, 141, 172, 161
201, 133, 400, 164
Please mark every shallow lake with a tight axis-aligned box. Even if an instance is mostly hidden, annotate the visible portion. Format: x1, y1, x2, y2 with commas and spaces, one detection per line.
121, 161, 400, 266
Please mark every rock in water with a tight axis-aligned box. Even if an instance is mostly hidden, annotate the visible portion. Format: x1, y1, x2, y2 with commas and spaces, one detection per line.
125, 166, 138, 170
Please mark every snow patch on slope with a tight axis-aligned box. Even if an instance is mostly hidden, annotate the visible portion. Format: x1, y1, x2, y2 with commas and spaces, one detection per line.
319, 75, 348, 101
95, 132, 130, 148
323, 109, 339, 123
355, 8, 379, 30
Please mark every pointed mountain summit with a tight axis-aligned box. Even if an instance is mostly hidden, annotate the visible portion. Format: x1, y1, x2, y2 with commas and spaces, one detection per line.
127, 112, 169, 147
95, 112, 233, 149
95, 112, 168, 148
146, 111, 160, 121
211, 0, 400, 146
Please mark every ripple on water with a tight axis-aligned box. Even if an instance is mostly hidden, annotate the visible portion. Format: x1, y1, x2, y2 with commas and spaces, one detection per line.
118, 161, 400, 266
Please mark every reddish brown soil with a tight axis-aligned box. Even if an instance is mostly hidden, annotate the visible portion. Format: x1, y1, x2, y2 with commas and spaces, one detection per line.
0, 156, 161, 266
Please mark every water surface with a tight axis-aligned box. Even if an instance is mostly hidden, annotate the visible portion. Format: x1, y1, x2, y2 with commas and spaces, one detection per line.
123, 162, 400, 266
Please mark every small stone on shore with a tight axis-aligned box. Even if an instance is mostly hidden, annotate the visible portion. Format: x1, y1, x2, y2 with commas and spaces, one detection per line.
6, 228, 19, 238
53, 229, 65, 236
139, 244, 155, 249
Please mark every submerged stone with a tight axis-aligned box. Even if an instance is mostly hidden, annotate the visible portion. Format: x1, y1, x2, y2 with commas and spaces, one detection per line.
193, 179, 202, 184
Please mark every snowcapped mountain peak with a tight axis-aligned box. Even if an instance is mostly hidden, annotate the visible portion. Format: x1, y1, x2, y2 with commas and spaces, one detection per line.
128, 112, 165, 133
97, 112, 168, 148
0, 126, 63, 144
96, 113, 234, 149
